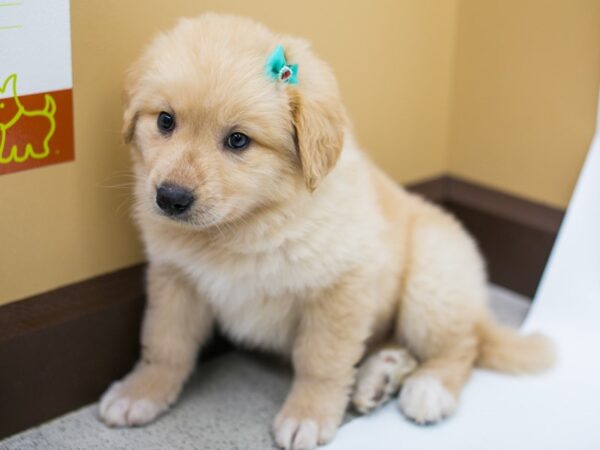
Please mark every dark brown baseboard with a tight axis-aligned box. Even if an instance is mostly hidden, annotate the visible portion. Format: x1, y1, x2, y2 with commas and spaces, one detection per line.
0, 265, 146, 439
0, 174, 564, 439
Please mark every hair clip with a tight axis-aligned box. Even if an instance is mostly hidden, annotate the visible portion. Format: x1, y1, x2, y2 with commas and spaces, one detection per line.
265, 45, 298, 85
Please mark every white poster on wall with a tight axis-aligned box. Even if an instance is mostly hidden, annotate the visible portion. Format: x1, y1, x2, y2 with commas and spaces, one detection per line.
0, 0, 74, 176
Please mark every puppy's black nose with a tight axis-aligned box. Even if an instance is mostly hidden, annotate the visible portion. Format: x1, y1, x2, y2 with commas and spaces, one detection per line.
156, 183, 195, 216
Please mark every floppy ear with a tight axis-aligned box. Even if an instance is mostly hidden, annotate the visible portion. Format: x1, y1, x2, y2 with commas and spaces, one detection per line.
285, 42, 347, 192
122, 101, 138, 145
121, 62, 144, 145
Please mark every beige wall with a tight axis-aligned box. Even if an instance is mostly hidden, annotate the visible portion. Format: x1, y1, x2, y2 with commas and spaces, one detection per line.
0, 1, 458, 305
1, 1, 599, 305
448, 0, 600, 209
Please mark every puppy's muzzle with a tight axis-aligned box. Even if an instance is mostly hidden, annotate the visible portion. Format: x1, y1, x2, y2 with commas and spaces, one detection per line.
156, 183, 195, 217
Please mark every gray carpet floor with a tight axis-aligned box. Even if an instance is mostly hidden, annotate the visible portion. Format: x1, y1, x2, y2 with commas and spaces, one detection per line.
0, 285, 530, 450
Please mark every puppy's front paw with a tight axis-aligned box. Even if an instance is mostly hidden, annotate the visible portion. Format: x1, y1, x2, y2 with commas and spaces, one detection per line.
273, 414, 338, 450
398, 374, 456, 424
99, 381, 165, 427
98, 364, 183, 427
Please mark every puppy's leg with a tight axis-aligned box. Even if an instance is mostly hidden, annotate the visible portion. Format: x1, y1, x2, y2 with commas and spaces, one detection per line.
397, 216, 485, 424
273, 281, 374, 450
352, 344, 417, 414
99, 263, 213, 427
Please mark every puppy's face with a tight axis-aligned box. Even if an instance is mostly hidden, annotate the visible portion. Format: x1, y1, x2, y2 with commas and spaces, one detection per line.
124, 15, 346, 230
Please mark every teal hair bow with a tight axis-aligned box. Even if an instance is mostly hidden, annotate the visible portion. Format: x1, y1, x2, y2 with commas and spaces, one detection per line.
265, 45, 298, 85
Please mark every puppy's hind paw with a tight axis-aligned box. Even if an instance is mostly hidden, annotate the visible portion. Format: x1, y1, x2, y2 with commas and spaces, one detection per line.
352, 348, 417, 414
398, 375, 456, 425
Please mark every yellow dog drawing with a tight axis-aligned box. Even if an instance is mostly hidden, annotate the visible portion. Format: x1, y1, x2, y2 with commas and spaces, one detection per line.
0, 73, 56, 164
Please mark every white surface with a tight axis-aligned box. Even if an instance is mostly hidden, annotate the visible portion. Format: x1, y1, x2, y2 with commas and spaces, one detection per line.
325, 97, 600, 450
0, 0, 72, 97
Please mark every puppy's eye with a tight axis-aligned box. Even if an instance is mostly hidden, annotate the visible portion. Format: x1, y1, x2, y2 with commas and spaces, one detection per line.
157, 111, 176, 134
225, 132, 250, 151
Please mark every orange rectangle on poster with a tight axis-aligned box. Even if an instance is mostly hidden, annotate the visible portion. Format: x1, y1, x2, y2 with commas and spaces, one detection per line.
0, 86, 75, 176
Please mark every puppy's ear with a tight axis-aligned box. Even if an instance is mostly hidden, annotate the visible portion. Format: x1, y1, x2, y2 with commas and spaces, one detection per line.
121, 62, 143, 145
286, 41, 347, 192
122, 101, 138, 145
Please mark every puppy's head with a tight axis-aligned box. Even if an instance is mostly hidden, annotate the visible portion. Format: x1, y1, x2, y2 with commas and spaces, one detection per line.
124, 14, 347, 229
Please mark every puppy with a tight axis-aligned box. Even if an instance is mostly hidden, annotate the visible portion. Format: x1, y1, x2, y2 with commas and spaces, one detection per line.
99, 14, 554, 450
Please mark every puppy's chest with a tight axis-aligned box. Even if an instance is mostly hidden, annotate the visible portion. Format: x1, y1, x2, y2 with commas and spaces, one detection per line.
168, 241, 330, 353
213, 290, 301, 354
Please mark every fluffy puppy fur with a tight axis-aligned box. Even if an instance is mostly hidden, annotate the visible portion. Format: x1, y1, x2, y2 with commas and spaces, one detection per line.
99, 14, 554, 450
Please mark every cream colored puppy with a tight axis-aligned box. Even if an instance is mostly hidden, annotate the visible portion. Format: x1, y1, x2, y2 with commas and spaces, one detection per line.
99, 14, 554, 449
